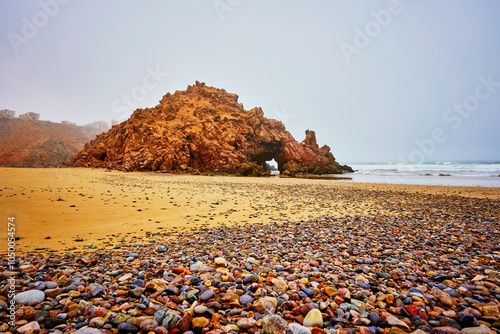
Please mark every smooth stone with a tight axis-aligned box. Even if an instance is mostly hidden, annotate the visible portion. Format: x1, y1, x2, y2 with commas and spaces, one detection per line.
431, 326, 464, 334
89, 317, 107, 328
237, 318, 257, 330
289, 323, 312, 334
409, 288, 423, 294
165, 285, 179, 295
14, 290, 45, 305
154, 326, 169, 334
129, 288, 144, 298
74, 322, 90, 330
387, 327, 408, 334
119, 273, 134, 282
458, 313, 475, 328
442, 311, 457, 318
17, 321, 41, 334
200, 289, 214, 301
262, 314, 289, 334
133, 279, 145, 285
190, 262, 213, 272
72, 328, 103, 334
324, 287, 338, 297
386, 316, 410, 331
34, 282, 46, 290
118, 322, 140, 333
439, 318, 461, 330
254, 297, 277, 314
461, 327, 494, 334
194, 305, 208, 314
303, 309, 323, 328
206, 301, 221, 310
90, 286, 105, 297
112, 314, 131, 326
189, 277, 201, 285
243, 275, 259, 284
214, 257, 227, 266
303, 288, 315, 298
186, 289, 200, 299
45, 282, 59, 289
240, 294, 254, 305
140, 319, 158, 332
192, 316, 209, 328
433, 288, 453, 307
301, 304, 315, 316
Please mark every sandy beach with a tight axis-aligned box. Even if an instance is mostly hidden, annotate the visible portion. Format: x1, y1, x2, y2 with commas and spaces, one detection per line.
1, 167, 499, 253
2, 167, 500, 334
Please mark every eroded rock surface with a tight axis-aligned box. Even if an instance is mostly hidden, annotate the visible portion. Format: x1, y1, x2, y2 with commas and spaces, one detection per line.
65, 82, 352, 175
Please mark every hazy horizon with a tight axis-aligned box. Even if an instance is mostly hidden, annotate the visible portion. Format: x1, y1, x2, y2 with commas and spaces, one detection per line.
1, 1, 499, 163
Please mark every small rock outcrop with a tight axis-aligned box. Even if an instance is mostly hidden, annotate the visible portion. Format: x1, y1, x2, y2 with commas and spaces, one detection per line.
65, 82, 353, 175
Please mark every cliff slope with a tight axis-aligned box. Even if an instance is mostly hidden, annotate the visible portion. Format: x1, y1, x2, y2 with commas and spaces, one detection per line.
66, 82, 352, 175
0, 118, 101, 167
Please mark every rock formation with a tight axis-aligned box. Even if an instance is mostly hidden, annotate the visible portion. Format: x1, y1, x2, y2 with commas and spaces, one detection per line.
0, 118, 101, 167
65, 82, 353, 175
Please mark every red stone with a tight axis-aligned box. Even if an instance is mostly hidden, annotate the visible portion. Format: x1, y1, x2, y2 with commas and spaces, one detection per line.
389, 307, 401, 314
310, 260, 320, 267
334, 296, 345, 305
248, 327, 259, 334
406, 305, 419, 317
67, 310, 78, 319
167, 302, 178, 309
419, 309, 428, 321
90, 307, 108, 319
64, 83, 352, 175
338, 288, 349, 298
311, 328, 327, 334
431, 326, 463, 334
145, 307, 157, 315
360, 327, 376, 334
154, 326, 168, 334
176, 312, 192, 333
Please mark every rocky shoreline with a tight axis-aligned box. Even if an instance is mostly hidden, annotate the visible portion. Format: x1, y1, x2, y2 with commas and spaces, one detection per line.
2, 213, 499, 334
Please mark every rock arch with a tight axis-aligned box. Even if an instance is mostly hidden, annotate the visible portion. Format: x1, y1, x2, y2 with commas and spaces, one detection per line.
65, 82, 353, 175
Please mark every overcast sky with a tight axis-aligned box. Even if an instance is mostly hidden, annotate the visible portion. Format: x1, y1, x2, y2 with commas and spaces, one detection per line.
1, 1, 499, 163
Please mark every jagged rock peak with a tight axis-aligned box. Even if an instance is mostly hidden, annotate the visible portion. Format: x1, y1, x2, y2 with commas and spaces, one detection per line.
65, 82, 353, 176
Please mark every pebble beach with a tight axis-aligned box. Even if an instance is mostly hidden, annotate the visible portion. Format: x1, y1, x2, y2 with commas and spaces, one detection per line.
1, 168, 499, 334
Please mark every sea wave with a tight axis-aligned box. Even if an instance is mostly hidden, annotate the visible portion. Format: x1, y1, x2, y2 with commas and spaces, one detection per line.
345, 161, 500, 177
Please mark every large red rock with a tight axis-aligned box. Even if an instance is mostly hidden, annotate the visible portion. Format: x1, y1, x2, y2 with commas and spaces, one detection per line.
65, 82, 352, 175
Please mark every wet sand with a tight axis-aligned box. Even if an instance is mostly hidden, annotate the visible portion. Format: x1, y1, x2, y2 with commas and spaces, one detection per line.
0, 167, 499, 253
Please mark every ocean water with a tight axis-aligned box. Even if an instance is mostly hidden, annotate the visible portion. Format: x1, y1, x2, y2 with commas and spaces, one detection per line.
342, 161, 500, 187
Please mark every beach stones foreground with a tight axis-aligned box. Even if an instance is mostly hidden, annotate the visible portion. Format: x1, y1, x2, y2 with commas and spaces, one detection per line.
1, 213, 499, 334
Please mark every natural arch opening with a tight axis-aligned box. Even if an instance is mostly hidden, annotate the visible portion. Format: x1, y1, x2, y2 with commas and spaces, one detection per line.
264, 158, 280, 175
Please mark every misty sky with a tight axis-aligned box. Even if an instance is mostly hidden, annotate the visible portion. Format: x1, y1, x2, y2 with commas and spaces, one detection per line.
1, 1, 499, 163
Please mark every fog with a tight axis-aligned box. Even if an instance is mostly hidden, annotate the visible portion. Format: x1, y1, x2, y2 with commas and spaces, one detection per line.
1, 0, 499, 163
